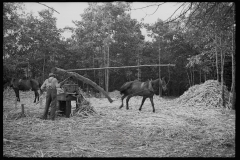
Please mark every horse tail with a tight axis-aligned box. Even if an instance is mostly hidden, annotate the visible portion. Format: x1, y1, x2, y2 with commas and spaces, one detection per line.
119, 81, 133, 95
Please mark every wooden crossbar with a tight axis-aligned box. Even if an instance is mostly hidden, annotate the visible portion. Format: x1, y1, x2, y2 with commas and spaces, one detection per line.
66, 64, 175, 71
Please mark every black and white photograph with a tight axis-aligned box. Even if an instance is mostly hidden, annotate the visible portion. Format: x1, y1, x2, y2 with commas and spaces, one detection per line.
3, 2, 235, 157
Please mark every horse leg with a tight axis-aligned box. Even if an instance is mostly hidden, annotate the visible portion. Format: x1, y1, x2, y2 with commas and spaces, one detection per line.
119, 94, 127, 109
34, 90, 39, 103
139, 97, 147, 111
126, 95, 133, 110
149, 96, 155, 113
13, 89, 20, 102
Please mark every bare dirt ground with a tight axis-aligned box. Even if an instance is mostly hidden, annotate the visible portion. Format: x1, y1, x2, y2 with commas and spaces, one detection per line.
3, 89, 235, 157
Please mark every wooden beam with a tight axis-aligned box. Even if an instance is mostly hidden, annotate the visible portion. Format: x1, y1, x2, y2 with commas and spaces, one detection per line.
51, 67, 113, 103
66, 64, 175, 71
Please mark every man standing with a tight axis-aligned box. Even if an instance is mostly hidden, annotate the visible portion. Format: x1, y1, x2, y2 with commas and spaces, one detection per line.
40, 73, 66, 120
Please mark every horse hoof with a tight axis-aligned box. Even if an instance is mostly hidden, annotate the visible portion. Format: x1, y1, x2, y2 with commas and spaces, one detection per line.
139, 109, 141, 111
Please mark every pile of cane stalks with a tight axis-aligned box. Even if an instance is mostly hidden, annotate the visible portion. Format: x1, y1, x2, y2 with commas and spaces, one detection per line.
72, 89, 98, 118
177, 80, 232, 108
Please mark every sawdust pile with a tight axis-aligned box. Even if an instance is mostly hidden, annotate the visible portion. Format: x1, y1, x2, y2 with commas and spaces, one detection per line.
177, 80, 231, 108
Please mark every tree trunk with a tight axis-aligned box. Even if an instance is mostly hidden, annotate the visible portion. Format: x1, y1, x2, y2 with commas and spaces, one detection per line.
27, 62, 29, 78
220, 33, 225, 107
104, 44, 109, 93
231, 25, 236, 110
186, 70, 191, 87
137, 50, 140, 81
192, 66, 195, 86
104, 45, 107, 92
159, 43, 162, 97
215, 34, 219, 82
42, 53, 46, 81
93, 50, 95, 83
52, 67, 113, 103
99, 46, 104, 91
199, 69, 201, 84
190, 67, 193, 86
107, 44, 110, 92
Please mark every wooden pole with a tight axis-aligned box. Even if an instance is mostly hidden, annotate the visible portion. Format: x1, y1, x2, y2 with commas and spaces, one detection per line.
21, 104, 25, 115
21, 104, 26, 117
215, 34, 219, 82
220, 32, 225, 107
52, 67, 113, 103
231, 22, 235, 110
159, 40, 162, 97
15, 98, 17, 108
106, 44, 109, 92
42, 53, 45, 81
66, 64, 175, 71
27, 62, 29, 78
103, 11, 106, 95
137, 48, 141, 80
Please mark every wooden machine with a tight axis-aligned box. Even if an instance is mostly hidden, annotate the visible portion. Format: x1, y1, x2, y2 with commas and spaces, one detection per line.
57, 79, 81, 118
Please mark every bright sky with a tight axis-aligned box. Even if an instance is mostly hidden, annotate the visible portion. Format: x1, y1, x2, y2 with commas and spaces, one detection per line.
22, 2, 184, 40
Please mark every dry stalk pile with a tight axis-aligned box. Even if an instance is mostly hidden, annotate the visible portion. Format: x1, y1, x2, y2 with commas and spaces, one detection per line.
177, 80, 231, 108
72, 89, 98, 118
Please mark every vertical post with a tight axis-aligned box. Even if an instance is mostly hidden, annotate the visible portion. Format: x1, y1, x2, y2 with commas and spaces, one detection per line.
27, 62, 29, 78
159, 39, 162, 97
106, 44, 109, 93
231, 21, 235, 109
21, 104, 26, 117
220, 32, 225, 107
137, 48, 140, 80
104, 45, 107, 93
21, 104, 24, 114
199, 69, 201, 84
93, 50, 95, 83
15, 97, 17, 108
193, 66, 195, 85
42, 53, 45, 81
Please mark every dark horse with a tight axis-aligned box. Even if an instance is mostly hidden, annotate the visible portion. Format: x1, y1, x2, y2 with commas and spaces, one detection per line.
10, 78, 42, 103
119, 78, 167, 112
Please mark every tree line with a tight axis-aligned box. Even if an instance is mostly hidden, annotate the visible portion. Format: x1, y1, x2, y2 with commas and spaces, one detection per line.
3, 2, 235, 109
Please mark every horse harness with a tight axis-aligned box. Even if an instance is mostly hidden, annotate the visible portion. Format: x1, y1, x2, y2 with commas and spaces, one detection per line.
140, 81, 154, 92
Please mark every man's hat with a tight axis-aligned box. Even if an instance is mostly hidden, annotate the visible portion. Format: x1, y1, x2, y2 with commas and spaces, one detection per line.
49, 73, 56, 77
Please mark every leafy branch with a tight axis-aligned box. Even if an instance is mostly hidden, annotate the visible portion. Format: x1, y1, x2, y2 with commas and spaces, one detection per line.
37, 2, 60, 14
